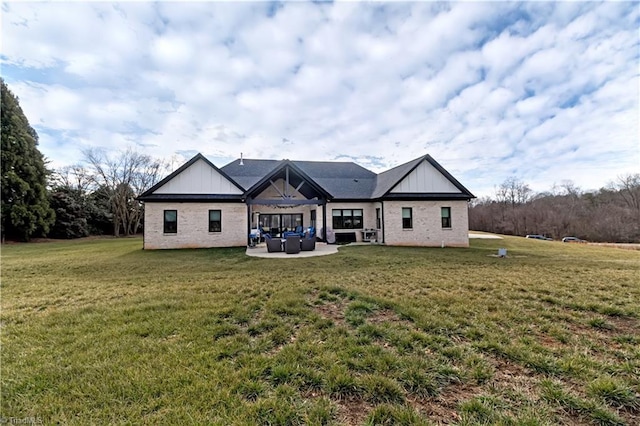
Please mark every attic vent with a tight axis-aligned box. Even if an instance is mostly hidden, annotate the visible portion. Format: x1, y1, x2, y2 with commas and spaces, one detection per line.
354, 179, 359, 182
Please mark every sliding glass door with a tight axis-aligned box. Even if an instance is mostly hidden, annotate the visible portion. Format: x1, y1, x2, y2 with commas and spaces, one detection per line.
260, 214, 302, 237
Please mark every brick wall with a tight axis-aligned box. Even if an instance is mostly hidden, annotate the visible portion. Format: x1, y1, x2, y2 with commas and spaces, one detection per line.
381, 200, 469, 247
143, 202, 247, 249
319, 202, 378, 242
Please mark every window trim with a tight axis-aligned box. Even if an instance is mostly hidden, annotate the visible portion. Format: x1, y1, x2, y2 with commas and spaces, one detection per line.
209, 209, 222, 233
163, 209, 177, 234
402, 207, 413, 229
441, 206, 452, 229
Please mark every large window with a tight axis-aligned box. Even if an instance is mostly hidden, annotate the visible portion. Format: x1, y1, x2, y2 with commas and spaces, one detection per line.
441, 207, 452, 228
402, 207, 412, 229
260, 213, 302, 237
209, 210, 222, 232
332, 209, 363, 229
164, 210, 177, 233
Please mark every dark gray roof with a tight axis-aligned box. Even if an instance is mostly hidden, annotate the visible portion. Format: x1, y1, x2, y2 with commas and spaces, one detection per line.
221, 158, 378, 199
142, 153, 474, 202
371, 156, 424, 199
220, 159, 281, 190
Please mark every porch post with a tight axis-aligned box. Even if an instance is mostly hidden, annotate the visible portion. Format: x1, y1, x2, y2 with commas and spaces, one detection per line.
322, 199, 327, 242
380, 200, 385, 244
246, 198, 252, 246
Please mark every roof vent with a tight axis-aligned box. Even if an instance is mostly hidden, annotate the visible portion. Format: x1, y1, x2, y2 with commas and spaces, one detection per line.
239, 152, 244, 166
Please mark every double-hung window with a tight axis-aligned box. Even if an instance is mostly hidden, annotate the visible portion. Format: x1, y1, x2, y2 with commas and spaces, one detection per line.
441, 207, 452, 228
402, 207, 412, 229
164, 210, 177, 233
209, 210, 222, 232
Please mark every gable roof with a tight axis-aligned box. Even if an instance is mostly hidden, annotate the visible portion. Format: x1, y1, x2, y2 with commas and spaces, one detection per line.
138, 153, 245, 201
242, 159, 333, 200
141, 153, 474, 202
372, 154, 475, 199
220, 158, 377, 200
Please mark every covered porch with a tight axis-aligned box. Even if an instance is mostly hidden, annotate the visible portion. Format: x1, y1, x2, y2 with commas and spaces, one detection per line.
244, 161, 331, 244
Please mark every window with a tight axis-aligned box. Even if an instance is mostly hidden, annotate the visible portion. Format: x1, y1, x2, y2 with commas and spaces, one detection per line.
209, 210, 222, 232
402, 207, 412, 229
332, 209, 363, 229
441, 207, 451, 228
376, 208, 381, 229
164, 210, 177, 233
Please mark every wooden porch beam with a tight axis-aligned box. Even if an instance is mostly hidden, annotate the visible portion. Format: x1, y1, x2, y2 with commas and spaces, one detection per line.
269, 179, 285, 198
247, 199, 322, 206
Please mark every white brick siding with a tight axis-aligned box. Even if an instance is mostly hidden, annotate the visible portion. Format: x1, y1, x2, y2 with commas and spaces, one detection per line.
144, 202, 247, 249
318, 202, 378, 242
381, 200, 469, 247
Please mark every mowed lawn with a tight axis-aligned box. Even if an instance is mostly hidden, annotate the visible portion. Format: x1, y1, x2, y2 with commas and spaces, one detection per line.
1, 237, 638, 425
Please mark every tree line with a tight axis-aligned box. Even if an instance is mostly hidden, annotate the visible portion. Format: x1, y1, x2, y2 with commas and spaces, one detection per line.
1, 79, 168, 241
469, 176, 640, 243
2, 78, 638, 243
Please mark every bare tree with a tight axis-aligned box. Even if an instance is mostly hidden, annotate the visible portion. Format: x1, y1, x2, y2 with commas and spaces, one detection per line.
51, 165, 94, 193
83, 147, 168, 236
495, 177, 532, 235
614, 174, 640, 214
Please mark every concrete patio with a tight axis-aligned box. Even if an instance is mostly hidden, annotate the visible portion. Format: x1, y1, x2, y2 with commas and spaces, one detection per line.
245, 242, 340, 258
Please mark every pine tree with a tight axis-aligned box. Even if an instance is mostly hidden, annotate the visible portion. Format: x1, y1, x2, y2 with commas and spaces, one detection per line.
1, 79, 55, 241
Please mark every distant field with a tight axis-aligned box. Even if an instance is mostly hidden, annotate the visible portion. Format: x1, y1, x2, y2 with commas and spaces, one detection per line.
2, 236, 639, 425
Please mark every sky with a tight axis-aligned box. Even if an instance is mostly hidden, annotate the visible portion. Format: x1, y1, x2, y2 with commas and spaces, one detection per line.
1, 1, 639, 197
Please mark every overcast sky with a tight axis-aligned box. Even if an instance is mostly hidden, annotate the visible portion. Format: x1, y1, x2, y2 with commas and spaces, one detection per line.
2, 1, 638, 197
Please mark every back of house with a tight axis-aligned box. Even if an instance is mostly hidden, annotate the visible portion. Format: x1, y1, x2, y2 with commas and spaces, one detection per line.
138, 153, 475, 249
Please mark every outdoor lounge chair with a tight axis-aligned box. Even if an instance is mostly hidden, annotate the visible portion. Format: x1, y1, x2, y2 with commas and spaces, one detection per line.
301, 236, 316, 251
285, 235, 301, 254
265, 234, 283, 252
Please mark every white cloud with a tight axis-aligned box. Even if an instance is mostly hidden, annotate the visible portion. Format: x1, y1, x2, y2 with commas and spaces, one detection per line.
1, 1, 638, 197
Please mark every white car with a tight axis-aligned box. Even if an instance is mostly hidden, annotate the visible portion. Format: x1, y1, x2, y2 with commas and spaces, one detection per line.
562, 236, 586, 243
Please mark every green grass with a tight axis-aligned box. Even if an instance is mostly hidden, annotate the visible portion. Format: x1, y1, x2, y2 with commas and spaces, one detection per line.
1, 236, 639, 425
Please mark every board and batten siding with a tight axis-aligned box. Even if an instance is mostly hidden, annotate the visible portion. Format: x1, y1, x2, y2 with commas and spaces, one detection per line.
382, 200, 469, 247
144, 202, 247, 249
390, 160, 461, 193
153, 159, 243, 195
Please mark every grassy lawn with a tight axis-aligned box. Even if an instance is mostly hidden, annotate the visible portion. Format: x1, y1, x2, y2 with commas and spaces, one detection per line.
1, 236, 639, 425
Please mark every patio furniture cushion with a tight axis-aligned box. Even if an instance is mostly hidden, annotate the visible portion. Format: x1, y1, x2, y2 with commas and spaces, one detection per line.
285, 236, 301, 254
266, 236, 283, 252
301, 236, 316, 251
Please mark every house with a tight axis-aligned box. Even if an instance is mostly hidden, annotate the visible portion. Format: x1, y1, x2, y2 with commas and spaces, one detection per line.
138, 153, 475, 249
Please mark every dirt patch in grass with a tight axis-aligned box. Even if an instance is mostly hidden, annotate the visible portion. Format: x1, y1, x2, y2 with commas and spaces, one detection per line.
489, 356, 541, 401
608, 316, 639, 334
565, 317, 636, 345
314, 301, 348, 327
409, 382, 479, 424
335, 397, 373, 425
367, 308, 412, 327
536, 333, 567, 351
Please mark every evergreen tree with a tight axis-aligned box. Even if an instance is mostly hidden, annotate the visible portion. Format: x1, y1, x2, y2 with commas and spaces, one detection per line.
1, 79, 55, 241
48, 187, 90, 239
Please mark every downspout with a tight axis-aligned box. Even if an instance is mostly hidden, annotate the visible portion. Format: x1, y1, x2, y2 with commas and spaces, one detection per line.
381, 200, 385, 244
